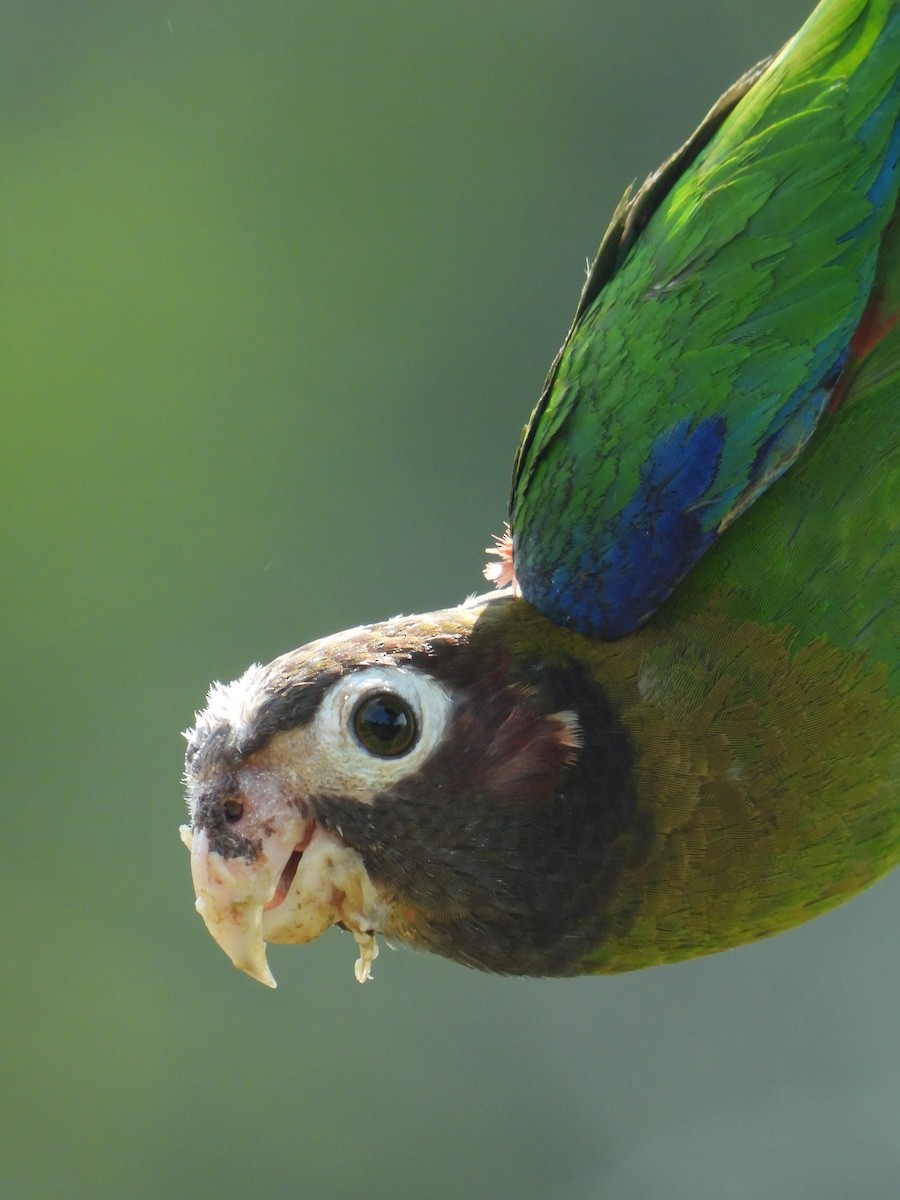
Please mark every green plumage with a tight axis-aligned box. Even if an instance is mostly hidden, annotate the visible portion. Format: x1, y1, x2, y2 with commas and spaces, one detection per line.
574, 203, 900, 969
578, 201, 900, 968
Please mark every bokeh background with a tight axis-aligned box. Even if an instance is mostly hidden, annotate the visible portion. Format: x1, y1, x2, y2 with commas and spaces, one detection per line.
4, 2, 899, 1197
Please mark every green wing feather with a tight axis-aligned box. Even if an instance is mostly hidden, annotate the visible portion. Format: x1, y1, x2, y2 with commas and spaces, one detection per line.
509, 0, 900, 640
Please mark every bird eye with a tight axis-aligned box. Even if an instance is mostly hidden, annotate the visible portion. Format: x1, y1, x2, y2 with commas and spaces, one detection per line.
352, 692, 417, 757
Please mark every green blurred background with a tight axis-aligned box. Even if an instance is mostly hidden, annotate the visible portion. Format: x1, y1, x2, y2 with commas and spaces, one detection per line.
4, 2, 899, 1197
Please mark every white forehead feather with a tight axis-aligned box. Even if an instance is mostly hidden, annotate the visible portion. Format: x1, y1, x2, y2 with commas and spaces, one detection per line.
185, 662, 271, 747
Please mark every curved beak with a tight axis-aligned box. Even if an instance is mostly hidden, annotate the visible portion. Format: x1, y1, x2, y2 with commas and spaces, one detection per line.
179, 823, 285, 988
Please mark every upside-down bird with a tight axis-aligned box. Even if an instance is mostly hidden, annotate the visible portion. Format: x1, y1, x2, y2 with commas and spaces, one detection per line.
181, 0, 900, 987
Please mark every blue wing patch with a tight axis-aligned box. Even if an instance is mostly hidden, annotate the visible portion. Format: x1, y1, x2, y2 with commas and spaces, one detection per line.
516, 417, 726, 638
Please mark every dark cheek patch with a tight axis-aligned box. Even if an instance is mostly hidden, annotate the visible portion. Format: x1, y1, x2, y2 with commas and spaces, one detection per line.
312, 655, 641, 976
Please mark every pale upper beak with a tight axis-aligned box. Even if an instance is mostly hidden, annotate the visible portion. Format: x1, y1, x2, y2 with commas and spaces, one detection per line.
180, 823, 285, 986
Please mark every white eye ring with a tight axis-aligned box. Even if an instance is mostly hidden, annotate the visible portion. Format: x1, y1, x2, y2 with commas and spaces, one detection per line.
308, 666, 453, 799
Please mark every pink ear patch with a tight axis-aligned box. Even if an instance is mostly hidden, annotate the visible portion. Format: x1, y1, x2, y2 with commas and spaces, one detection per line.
446, 681, 582, 801
483, 524, 519, 592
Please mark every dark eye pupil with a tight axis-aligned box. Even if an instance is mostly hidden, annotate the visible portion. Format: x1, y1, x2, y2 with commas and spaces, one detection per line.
353, 693, 416, 756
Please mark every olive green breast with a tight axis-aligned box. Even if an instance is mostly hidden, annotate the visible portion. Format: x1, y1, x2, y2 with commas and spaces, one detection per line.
582, 611, 898, 971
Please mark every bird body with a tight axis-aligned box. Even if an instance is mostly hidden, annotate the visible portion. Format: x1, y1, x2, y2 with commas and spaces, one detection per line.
182, 0, 899, 986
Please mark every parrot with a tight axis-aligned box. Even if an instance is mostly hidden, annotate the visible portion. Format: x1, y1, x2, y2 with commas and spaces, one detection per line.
181, 0, 900, 988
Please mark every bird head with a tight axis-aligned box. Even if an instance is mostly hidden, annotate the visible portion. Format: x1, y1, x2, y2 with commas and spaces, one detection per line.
181, 595, 636, 985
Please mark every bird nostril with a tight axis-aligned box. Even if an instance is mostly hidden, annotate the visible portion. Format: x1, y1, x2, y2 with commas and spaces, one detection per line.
222, 798, 244, 823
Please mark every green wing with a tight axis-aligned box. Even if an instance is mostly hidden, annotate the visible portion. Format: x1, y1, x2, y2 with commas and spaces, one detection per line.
509, 0, 900, 639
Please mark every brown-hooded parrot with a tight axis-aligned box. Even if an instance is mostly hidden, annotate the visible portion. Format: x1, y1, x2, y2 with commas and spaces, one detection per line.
180, 0, 900, 987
